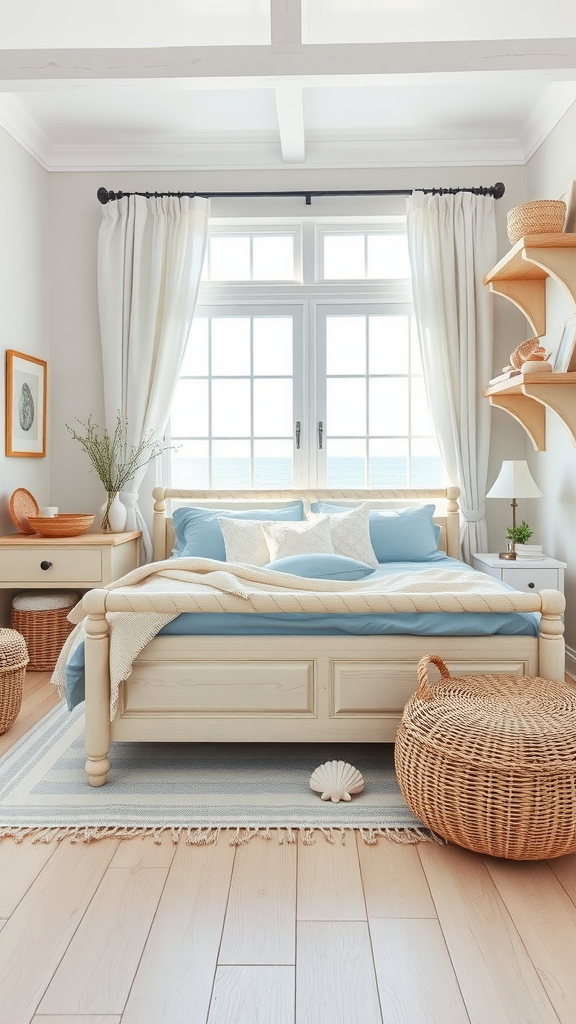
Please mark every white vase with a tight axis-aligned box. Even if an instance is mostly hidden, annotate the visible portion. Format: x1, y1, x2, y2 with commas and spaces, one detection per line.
100, 493, 127, 533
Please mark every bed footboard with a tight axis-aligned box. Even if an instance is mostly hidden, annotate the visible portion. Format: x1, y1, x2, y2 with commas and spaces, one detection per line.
82, 587, 565, 786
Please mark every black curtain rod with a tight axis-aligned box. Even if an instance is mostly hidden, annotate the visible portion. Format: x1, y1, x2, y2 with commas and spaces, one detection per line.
97, 183, 505, 206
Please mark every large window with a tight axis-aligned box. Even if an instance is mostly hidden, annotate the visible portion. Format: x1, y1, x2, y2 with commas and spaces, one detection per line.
168, 219, 444, 489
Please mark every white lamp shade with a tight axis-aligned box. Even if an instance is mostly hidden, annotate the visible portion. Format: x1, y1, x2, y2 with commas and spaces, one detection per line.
486, 460, 543, 499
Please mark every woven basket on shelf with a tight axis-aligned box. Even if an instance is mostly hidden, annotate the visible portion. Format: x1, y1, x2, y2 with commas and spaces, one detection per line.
0, 628, 29, 734
395, 654, 576, 861
11, 592, 78, 672
507, 199, 566, 245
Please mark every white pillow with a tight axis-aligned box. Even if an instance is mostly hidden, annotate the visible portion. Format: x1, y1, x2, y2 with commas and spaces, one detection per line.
262, 516, 335, 562
218, 518, 270, 566
312, 503, 379, 567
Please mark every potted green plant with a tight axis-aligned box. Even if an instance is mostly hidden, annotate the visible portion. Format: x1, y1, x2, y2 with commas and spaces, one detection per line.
505, 520, 533, 545
67, 413, 171, 531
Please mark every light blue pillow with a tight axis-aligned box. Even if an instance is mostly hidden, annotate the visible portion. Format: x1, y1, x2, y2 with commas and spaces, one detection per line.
310, 502, 445, 562
172, 501, 304, 560
264, 553, 376, 580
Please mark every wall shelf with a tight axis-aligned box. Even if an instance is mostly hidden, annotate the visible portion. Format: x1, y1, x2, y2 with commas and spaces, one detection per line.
483, 372, 576, 451
483, 232, 576, 336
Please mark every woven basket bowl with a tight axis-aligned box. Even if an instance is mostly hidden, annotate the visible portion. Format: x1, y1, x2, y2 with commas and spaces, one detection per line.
0, 629, 28, 734
507, 200, 566, 245
395, 654, 576, 860
27, 514, 95, 538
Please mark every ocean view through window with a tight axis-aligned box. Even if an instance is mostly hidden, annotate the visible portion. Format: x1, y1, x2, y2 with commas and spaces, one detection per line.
168, 216, 445, 490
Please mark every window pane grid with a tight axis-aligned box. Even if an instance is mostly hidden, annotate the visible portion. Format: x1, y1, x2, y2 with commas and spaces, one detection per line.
172, 313, 295, 489
321, 231, 410, 282
171, 222, 443, 490
203, 233, 297, 282
324, 312, 440, 488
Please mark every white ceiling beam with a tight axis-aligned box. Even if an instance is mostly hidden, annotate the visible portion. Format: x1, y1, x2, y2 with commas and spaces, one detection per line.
2, 39, 576, 82
270, 0, 301, 53
2, 69, 576, 94
275, 84, 305, 162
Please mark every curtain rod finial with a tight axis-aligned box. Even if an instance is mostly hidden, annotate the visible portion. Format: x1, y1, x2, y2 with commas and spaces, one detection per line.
493, 182, 505, 199
97, 187, 112, 205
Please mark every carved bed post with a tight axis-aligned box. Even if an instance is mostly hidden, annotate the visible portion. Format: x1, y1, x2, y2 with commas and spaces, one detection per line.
445, 486, 461, 560
538, 589, 566, 682
152, 486, 167, 562
83, 589, 111, 787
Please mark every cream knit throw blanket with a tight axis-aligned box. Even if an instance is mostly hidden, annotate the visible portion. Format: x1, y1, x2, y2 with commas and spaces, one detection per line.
52, 557, 519, 720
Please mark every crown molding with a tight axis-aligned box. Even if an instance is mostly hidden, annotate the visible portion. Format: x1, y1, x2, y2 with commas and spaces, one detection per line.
520, 81, 576, 161
29, 134, 525, 172
0, 93, 52, 167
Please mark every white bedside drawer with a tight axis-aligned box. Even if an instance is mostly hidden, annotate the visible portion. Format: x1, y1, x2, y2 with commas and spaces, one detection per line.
1, 547, 102, 583
501, 567, 559, 593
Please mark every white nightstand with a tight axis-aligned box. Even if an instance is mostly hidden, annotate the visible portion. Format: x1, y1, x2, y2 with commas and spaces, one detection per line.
472, 552, 566, 595
0, 531, 141, 591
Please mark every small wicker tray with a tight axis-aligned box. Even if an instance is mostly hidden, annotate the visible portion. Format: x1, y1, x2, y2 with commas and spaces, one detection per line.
9, 489, 40, 534
27, 514, 95, 538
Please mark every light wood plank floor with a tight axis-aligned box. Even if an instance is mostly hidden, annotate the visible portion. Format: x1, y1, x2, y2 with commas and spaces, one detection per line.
2, 671, 576, 1024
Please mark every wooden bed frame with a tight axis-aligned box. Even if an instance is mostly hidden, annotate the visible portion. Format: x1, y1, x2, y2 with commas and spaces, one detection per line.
82, 487, 566, 786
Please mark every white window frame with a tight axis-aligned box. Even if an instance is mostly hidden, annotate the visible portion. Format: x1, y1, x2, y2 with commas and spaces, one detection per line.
165, 213, 444, 491
201, 223, 303, 284
166, 303, 305, 490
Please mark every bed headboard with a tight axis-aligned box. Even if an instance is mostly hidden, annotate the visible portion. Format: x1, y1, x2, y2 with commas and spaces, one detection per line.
152, 487, 461, 562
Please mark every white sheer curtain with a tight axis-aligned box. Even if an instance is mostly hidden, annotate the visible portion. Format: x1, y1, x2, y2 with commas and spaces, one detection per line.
406, 192, 497, 562
98, 194, 210, 561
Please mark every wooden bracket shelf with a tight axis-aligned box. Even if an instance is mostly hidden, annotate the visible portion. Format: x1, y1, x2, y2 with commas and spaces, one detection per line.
484, 372, 576, 451
483, 232, 576, 336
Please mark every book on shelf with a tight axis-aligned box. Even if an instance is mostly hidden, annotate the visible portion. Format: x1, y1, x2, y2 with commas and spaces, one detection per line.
487, 369, 522, 386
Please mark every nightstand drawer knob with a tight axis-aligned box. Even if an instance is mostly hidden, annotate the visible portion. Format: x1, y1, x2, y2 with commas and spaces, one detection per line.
528, 582, 535, 589
40, 561, 52, 571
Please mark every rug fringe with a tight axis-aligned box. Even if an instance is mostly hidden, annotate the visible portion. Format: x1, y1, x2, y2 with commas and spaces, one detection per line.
0, 824, 442, 846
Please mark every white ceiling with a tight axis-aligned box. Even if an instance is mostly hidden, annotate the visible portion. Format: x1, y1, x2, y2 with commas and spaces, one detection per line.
0, 0, 575, 171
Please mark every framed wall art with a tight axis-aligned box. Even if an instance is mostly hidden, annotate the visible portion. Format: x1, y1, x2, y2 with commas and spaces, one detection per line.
552, 316, 576, 374
5, 350, 47, 457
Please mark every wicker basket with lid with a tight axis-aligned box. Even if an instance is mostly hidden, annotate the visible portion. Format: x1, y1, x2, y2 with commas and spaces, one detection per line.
0, 629, 29, 734
395, 654, 576, 860
11, 592, 78, 672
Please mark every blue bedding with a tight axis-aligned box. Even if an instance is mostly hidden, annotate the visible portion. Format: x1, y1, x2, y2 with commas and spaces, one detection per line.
64, 558, 538, 709
157, 558, 538, 637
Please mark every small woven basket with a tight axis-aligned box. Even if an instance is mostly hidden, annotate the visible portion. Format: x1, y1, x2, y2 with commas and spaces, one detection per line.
507, 199, 566, 245
0, 629, 29, 734
395, 654, 576, 860
11, 592, 78, 672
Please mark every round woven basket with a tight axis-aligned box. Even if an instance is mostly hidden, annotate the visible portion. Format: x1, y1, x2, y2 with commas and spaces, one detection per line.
507, 200, 566, 245
395, 654, 576, 860
0, 628, 29, 734
11, 592, 78, 672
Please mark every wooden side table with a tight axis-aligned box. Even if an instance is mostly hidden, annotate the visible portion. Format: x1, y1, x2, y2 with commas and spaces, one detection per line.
472, 552, 566, 595
0, 531, 141, 591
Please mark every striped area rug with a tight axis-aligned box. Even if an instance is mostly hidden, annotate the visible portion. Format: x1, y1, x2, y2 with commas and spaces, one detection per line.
0, 702, 434, 845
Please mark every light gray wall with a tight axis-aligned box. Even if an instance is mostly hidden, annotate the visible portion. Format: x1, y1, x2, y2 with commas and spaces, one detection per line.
0, 126, 50, 622
46, 164, 529, 543
526, 101, 576, 658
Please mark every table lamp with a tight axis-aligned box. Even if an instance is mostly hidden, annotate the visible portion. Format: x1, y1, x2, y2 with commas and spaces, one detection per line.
486, 460, 543, 560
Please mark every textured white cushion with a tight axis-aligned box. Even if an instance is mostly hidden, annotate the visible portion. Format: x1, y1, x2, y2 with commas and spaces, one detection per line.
218, 518, 270, 566
311, 503, 378, 566
262, 516, 335, 562
12, 592, 78, 611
